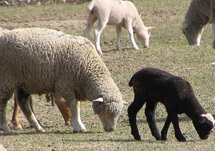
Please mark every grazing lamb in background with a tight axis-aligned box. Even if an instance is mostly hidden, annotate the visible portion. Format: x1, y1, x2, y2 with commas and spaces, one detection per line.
11, 93, 72, 130
182, 0, 215, 47
83, 0, 153, 54
128, 67, 215, 142
0, 28, 124, 133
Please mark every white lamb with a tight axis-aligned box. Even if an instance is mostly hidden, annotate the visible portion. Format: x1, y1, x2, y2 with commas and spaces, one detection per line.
0, 28, 125, 133
83, 0, 153, 54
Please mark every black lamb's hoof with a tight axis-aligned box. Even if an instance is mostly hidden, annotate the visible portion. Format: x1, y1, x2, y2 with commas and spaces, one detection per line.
134, 135, 141, 141
177, 136, 186, 142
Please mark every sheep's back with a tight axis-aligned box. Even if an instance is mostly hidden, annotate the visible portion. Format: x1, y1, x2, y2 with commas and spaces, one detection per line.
0, 28, 106, 94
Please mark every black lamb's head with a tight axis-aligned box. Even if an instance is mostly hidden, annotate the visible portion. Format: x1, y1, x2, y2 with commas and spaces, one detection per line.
193, 113, 215, 139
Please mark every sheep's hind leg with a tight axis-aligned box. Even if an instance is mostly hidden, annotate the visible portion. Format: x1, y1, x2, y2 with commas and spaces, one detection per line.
145, 101, 161, 140
0, 98, 13, 133
94, 19, 108, 54
83, 14, 97, 38
128, 94, 145, 140
11, 97, 23, 130
16, 89, 44, 132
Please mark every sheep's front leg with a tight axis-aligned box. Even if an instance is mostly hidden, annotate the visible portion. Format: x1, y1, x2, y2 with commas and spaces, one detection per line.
128, 94, 145, 140
145, 101, 161, 140
126, 19, 139, 50
161, 115, 171, 140
116, 26, 122, 50
70, 101, 86, 133
0, 98, 12, 133
16, 89, 44, 132
166, 109, 186, 142
212, 23, 215, 48
171, 114, 186, 142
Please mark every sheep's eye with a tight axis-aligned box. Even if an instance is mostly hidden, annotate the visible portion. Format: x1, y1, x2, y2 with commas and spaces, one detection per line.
203, 124, 208, 129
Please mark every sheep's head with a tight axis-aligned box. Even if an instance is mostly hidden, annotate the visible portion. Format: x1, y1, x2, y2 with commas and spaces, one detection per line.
182, 22, 204, 46
192, 113, 215, 139
92, 97, 124, 132
136, 27, 153, 48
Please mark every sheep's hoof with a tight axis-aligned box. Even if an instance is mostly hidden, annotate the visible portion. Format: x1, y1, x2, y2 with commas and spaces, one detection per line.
65, 121, 71, 126
178, 138, 186, 142
176, 136, 186, 142
10, 123, 23, 130
73, 129, 86, 133
36, 128, 45, 133
3, 130, 14, 134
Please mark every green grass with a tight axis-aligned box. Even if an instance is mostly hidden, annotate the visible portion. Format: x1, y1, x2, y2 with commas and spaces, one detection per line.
0, 0, 215, 150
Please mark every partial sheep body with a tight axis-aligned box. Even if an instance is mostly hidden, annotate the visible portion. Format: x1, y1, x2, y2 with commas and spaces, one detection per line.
83, 0, 152, 54
0, 27, 9, 36
0, 28, 71, 130
0, 28, 124, 133
182, 0, 215, 47
128, 67, 215, 142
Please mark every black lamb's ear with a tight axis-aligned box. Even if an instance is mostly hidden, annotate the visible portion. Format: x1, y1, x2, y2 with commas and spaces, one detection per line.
199, 116, 207, 124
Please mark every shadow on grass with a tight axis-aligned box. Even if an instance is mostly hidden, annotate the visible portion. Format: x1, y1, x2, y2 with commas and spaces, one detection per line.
121, 116, 191, 125
1, 129, 203, 143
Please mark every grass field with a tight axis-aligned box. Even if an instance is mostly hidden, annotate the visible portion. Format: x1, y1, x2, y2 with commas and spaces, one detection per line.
0, 0, 215, 150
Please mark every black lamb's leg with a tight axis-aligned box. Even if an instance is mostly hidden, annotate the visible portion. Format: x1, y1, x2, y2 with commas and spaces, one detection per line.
128, 94, 145, 141
161, 115, 171, 140
145, 101, 161, 140
171, 113, 186, 142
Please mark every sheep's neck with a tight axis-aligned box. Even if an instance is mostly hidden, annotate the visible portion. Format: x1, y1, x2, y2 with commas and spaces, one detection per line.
185, 0, 211, 26
133, 16, 146, 32
184, 94, 207, 121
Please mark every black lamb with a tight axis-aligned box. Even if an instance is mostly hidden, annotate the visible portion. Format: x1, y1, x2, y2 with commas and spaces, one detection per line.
128, 67, 215, 142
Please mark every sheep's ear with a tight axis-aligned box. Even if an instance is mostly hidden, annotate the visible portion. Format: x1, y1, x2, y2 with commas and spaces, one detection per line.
182, 22, 188, 29
147, 27, 154, 32
93, 97, 104, 102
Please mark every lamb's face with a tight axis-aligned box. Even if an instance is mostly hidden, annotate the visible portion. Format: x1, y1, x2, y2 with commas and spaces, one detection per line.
92, 98, 124, 132
182, 22, 204, 46
193, 113, 215, 139
137, 27, 153, 48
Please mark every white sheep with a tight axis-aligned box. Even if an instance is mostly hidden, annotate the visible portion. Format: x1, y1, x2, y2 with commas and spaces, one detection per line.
83, 0, 153, 54
182, 0, 215, 47
0, 28, 124, 133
